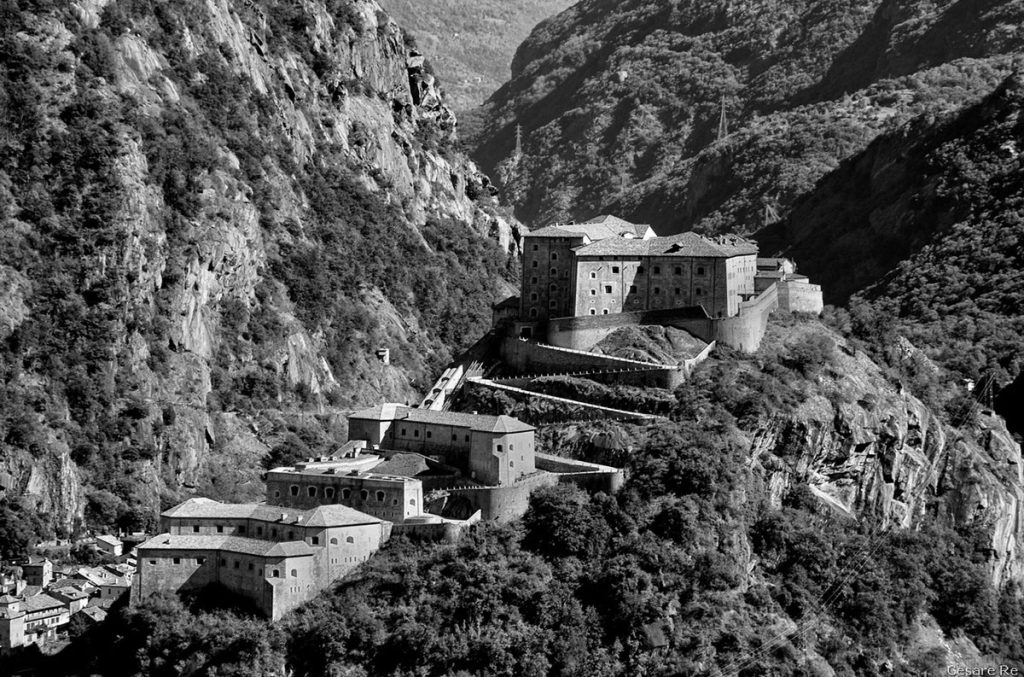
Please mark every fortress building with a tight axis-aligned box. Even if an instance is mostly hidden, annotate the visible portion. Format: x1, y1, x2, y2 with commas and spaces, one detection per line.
511, 215, 822, 352
134, 500, 389, 620
135, 407, 623, 619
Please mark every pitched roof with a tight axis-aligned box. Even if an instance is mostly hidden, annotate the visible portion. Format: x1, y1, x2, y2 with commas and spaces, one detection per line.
574, 231, 758, 258
95, 535, 121, 546
524, 216, 653, 242
79, 606, 108, 623
0, 594, 19, 604
137, 534, 314, 558
350, 405, 533, 434
523, 225, 589, 239
21, 594, 64, 613
163, 498, 383, 526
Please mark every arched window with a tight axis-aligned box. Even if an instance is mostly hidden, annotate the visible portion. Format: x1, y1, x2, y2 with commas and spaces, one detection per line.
530, 292, 538, 301
551, 252, 558, 260
330, 538, 338, 545
549, 283, 557, 292
307, 486, 317, 497
602, 309, 609, 315
531, 260, 538, 268
532, 244, 538, 251
341, 488, 351, 500
291, 569, 298, 577
589, 272, 596, 279
589, 309, 596, 315
325, 487, 335, 499
529, 308, 539, 318
697, 266, 705, 275
376, 491, 385, 502
346, 536, 354, 544
360, 490, 369, 500
289, 485, 299, 497
550, 267, 557, 276
409, 498, 417, 507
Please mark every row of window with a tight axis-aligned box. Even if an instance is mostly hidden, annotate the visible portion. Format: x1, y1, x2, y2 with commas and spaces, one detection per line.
398, 427, 472, 443
285, 484, 416, 506
151, 556, 300, 579
589, 285, 704, 296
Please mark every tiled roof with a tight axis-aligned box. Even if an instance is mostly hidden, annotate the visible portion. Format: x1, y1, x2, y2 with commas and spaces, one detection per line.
369, 453, 432, 478
578, 215, 654, 239
525, 215, 653, 242
523, 225, 589, 239
95, 535, 121, 546
137, 534, 315, 558
574, 231, 758, 258
163, 498, 382, 527
21, 594, 64, 613
350, 405, 534, 434
79, 606, 108, 622
0, 594, 18, 603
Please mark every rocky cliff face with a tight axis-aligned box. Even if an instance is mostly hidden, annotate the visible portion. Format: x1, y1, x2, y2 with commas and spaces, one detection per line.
0, 0, 520, 537
748, 335, 1024, 587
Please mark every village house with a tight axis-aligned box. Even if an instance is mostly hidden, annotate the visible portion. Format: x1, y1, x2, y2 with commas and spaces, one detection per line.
94, 535, 123, 558
0, 593, 70, 652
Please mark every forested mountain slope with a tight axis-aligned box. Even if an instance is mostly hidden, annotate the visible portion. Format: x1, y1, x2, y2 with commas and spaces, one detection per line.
756, 71, 1024, 404
41, 318, 1024, 676
377, 0, 575, 112
470, 0, 1024, 231
0, 0, 518, 547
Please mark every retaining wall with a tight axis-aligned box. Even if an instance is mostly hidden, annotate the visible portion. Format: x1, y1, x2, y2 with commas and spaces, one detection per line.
466, 377, 659, 421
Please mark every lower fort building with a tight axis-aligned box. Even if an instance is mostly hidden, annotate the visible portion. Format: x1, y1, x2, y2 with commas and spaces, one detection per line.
134, 406, 623, 619
133, 500, 389, 620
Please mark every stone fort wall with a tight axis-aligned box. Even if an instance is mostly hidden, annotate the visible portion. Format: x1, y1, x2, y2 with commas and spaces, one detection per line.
446, 472, 559, 522
778, 279, 824, 314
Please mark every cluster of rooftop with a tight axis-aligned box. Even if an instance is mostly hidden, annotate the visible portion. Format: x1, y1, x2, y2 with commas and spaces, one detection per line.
1, 550, 132, 653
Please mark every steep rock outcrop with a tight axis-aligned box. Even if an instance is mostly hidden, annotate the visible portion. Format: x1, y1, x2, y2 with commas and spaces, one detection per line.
0, 0, 520, 536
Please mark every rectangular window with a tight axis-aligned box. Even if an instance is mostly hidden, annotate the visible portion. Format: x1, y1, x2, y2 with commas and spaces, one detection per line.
312, 536, 320, 545
604, 285, 612, 294
173, 558, 180, 565
612, 266, 620, 273
192, 525, 199, 533
629, 285, 637, 294
654, 266, 661, 274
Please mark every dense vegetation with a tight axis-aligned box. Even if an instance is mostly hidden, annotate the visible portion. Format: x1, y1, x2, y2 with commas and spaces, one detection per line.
377, 0, 574, 112
24, 318, 1024, 676
470, 0, 1024, 231
756, 71, 1024, 427
0, 0, 513, 547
